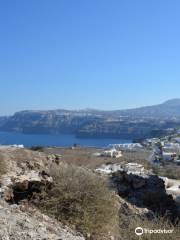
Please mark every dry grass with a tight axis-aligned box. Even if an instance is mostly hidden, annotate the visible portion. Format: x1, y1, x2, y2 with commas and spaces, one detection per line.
2, 146, 177, 239
44, 147, 114, 169
44, 147, 152, 170
118, 201, 180, 240
152, 165, 180, 180
36, 164, 118, 239
0, 157, 6, 176
30, 145, 44, 152
119, 151, 152, 169
119, 214, 179, 240
0, 147, 49, 173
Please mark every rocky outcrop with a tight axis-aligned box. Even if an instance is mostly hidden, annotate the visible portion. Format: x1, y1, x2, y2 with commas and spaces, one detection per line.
0, 201, 84, 240
96, 163, 179, 220
1, 170, 53, 204
161, 177, 180, 204
0, 147, 85, 240
117, 195, 154, 219
0, 147, 54, 204
113, 172, 177, 217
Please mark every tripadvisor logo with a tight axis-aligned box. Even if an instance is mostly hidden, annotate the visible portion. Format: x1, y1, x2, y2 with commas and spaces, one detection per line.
135, 227, 143, 236
135, 227, 174, 236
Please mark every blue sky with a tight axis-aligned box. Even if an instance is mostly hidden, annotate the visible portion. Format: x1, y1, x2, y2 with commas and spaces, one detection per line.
1, 0, 180, 115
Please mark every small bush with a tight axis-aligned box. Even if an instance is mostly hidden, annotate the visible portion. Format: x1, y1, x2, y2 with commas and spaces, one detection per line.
30, 145, 44, 152
119, 213, 179, 240
0, 158, 6, 176
152, 165, 180, 179
36, 164, 118, 239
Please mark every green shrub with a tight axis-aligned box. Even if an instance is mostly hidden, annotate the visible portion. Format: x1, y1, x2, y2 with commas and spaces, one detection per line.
36, 164, 118, 239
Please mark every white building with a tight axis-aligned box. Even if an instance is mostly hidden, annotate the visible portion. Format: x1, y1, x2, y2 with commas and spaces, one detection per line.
101, 148, 122, 158
108, 143, 143, 151
173, 137, 180, 143
162, 152, 176, 161
163, 143, 180, 151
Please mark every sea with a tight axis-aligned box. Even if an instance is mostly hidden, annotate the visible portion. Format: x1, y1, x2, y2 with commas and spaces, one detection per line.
0, 131, 131, 148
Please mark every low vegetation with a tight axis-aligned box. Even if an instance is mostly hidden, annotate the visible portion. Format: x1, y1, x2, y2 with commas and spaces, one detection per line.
120, 151, 152, 169
34, 162, 180, 239
29, 147, 179, 239
30, 145, 44, 152
0, 158, 6, 176
119, 214, 179, 240
36, 164, 118, 239
44, 147, 152, 170
152, 165, 180, 179
0, 146, 179, 239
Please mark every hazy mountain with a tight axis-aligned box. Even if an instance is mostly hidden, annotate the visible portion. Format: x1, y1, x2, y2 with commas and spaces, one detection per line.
115, 99, 180, 118
0, 117, 9, 127
0, 99, 180, 139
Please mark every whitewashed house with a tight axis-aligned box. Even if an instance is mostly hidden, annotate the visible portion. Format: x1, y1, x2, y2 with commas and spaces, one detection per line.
162, 152, 177, 161
108, 143, 143, 151
101, 148, 122, 158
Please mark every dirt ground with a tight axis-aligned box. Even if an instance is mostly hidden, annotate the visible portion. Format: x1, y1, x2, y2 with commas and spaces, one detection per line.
44, 147, 151, 169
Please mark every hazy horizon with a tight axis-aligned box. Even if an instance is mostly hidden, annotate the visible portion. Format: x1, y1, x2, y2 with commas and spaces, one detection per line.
1, 1, 180, 115
1, 98, 180, 117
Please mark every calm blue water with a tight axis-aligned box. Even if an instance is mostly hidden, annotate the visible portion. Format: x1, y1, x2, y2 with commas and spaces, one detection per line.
0, 131, 131, 148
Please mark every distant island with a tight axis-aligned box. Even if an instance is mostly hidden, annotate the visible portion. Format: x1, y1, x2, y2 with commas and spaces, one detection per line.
1, 99, 180, 140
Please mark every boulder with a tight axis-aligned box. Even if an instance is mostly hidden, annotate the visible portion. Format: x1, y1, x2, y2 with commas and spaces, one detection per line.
1, 171, 53, 204
0, 203, 85, 240
96, 162, 179, 220
111, 166, 179, 220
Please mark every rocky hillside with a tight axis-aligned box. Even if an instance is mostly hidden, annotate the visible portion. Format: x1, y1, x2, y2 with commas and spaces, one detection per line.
0, 203, 84, 240
0, 146, 179, 239
0, 110, 101, 135
115, 99, 180, 118
97, 163, 180, 220
0, 116, 8, 127
0, 147, 85, 240
1, 99, 180, 139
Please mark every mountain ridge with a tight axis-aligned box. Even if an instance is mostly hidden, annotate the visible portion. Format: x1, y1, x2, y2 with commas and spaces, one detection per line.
1, 99, 180, 139
1, 98, 180, 117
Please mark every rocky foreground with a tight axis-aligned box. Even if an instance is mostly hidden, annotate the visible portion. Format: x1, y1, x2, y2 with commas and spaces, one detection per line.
0, 146, 179, 239
0, 147, 85, 240
0, 202, 84, 240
